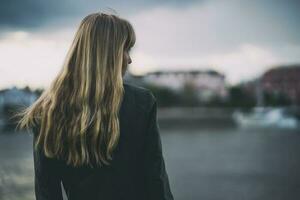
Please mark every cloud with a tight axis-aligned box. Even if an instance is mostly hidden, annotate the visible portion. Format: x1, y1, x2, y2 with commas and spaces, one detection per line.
0, 0, 300, 88
0, 0, 79, 30
0, 0, 202, 31
129, 0, 300, 59
0, 30, 72, 89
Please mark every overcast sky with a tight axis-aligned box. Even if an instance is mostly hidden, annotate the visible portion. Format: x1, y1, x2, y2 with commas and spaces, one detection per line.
0, 0, 299, 89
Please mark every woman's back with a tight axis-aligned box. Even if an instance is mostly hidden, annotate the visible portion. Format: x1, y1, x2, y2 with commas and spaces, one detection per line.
14, 12, 174, 200
32, 82, 174, 200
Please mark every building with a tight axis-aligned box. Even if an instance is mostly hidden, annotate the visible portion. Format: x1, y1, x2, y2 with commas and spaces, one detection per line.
261, 65, 300, 105
142, 69, 228, 102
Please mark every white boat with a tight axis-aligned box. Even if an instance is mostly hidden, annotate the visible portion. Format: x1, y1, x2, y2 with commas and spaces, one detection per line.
233, 107, 298, 129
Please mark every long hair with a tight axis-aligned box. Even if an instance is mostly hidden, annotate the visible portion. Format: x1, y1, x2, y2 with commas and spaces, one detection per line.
14, 12, 136, 168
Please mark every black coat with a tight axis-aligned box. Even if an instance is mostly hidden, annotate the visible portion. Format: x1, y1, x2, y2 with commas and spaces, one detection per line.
32, 82, 174, 200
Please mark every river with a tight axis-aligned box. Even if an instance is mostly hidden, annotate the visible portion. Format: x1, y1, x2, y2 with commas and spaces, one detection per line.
0, 127, 299, 200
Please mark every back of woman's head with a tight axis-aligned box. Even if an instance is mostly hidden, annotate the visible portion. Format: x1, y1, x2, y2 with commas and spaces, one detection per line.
15, 12, 136, 168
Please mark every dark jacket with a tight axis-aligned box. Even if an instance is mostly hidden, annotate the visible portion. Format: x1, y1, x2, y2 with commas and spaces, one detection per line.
32, 82, 174, 200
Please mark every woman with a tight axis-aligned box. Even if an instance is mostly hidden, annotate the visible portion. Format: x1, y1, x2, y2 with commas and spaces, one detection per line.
16, 12, 174, 200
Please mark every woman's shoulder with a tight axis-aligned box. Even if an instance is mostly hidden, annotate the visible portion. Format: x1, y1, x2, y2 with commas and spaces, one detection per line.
123, 82, 156, 111
123, 82, 155, 99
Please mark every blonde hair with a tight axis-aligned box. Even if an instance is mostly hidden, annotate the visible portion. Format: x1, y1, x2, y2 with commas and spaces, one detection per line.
14, 12, 136, 168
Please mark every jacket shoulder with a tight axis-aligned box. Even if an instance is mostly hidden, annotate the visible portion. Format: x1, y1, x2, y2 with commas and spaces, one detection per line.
123, 82, 156, 112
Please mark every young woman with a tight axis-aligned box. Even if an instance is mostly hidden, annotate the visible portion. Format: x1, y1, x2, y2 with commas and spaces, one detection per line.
16, 12, 174, 200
